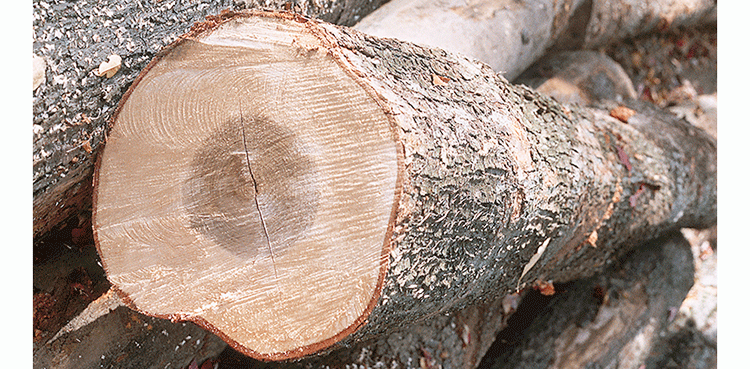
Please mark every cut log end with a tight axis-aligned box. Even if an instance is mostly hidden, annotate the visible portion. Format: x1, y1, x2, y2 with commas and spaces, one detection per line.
93, 12, 400, 360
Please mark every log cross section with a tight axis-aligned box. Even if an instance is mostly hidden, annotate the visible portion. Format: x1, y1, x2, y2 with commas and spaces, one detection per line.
94, 12, 401, 359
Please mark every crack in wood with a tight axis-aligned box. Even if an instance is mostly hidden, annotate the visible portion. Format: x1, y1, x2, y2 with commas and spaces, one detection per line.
239, 106, 278, 281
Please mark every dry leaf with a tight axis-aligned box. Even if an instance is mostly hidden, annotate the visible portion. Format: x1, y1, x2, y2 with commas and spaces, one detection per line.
610, 106, 636, 123
82, 140, 92, 154
533, 280, 555, 296
96, 54, 122, 78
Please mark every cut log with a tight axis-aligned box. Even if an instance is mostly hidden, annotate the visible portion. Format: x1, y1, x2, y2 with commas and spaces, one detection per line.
32, 0, 716, 239
93, 11, 716, 361
32, 0, 389, 238
483, 232, 703, 369
353, 0, 717, 81
514, 50, 637, 105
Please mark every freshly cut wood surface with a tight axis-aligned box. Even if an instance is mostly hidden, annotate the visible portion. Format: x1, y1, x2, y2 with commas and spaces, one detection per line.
94, 10, 716, 361
95, 13, 400, 359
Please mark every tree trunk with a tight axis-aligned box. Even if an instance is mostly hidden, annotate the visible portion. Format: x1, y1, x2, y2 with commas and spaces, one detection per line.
91, 11, 716, 361
32, 0, 389, 238
33, 2, 390, 367
353, 0, 717, 81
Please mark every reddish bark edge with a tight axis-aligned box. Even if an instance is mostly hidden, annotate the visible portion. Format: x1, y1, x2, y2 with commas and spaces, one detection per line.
91, 9, 405, 361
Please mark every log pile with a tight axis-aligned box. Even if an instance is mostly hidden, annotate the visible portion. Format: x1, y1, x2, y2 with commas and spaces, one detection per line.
33, 1, 717, 368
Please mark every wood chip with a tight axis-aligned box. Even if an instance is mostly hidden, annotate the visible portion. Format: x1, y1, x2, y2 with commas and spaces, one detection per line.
519, 238, 550, 288
48, 288, 124, 343
461, 324, 471, 346
33, 55, 46, 90
586, 229, 598, 248
432, 74, 450, 86
96, 54, 122, 78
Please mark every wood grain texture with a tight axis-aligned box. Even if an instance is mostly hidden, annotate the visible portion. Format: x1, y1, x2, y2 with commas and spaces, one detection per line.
32, 0, 389, 238
93, 11, 716, 360
94, 13, 400, 359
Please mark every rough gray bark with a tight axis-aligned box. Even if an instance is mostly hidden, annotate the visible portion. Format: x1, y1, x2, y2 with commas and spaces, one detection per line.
88, 12, 716, 360
188, 231, 710, 369
484, 232, 709, 369
319, 16, 716, 355
296, 46, 715, 369
353, 0, 717, 81
32, 0, 388, 238
237, 0, 391, 26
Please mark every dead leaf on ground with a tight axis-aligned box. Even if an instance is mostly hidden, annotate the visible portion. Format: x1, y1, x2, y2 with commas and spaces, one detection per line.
610, 106, 636, 123
533, 280, 555, 296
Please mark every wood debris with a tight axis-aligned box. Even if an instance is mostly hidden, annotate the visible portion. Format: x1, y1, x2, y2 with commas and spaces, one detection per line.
95, 54, 122, 78
533, 280, 555, 296
33, 54, 46, 90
